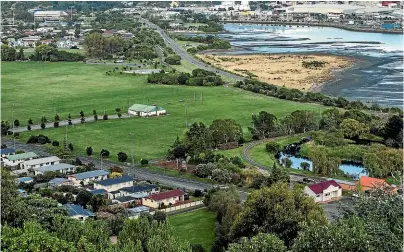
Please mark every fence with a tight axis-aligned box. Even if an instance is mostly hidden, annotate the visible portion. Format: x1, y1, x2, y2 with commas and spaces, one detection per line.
161, 200, 204, 213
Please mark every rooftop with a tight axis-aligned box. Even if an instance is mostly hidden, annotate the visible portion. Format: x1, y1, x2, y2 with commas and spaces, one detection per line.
146, 189, 185, 201
95, 175, 134, 187
113, 196, 137, 204
64, 204, 95, 217
120, 184, 156, 193
23, 156, 60, 166
6, 152, 38, 161
127, 206, 150, 214
69, 170, 110, 180
308, 180, 341, 194
35, 163, 75, 173
0, 148, 15, 155
89, 189, 108, 195
359, 176, 389, 188
48, 178, 71, 186
17, 177, 33, 183
128, 104, 165, 113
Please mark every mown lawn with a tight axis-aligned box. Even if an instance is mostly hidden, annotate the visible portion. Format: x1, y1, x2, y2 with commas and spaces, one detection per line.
3, 62, 325, 160
169, 208, 216, 251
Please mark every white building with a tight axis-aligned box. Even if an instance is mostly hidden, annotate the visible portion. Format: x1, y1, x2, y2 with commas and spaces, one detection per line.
67, 170, 110, 186
304, 180, 342, 203
64, 204, 95, 222
34, 11, 68, 21
2, 152, 37, 167
142, 189, 185, 209
21, 156, 60, 170
128, 104, 166, 117
34, 163, 76, 175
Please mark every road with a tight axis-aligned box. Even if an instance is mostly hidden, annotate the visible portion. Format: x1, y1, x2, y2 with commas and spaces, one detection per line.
2, 138, 248, 201
140, 18, 245, 81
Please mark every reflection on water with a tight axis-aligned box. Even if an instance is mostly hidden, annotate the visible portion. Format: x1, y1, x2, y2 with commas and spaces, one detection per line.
279, 153, 368, 179
214, 24, 403, 107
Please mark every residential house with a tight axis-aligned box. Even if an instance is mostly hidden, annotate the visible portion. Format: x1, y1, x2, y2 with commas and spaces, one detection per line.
88, 188, 108, 197
94, 175, 135, 193
20, 36, 41, 47
112, 195, 137, 207
304, 180, 342, 203
57, 39, 78, 49
358, 176, 390, 191
128, 104, 166, 117
120, 184, 159, 197
3, 152, 38, 167
68, 170, 110, 186
34, 163, 76, 175
21, 156, 60, 170
17, 176, 34, 184
34, 11, 68, 21
0, 148, 16, 158
333, 178, 357, 191
64, 204, 95, 222
127, 206, 152, 219
142, 189, 185, 209
48, 178, 73, 188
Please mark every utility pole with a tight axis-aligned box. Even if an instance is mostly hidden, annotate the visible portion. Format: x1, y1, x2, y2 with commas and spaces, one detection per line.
130, 132, 135, 166
65, 124, 68, 150
100, 152, 103, 170
184, 105, 188, 128
12, 110, 15, 151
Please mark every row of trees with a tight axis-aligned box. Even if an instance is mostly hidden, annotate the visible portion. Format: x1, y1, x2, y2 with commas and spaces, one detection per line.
148, 68, 225, 86
206, 182, 402, 252
235, 79, 403, 114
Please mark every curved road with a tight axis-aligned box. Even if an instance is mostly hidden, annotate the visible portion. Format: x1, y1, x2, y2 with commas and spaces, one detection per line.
140, 18, 245, 81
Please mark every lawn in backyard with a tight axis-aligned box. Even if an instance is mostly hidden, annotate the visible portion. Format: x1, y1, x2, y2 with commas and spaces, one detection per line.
169, 208, 216, 251
3, 62, 325, 160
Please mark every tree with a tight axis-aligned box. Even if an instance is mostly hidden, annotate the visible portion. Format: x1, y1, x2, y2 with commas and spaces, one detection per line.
41, 122, 46, 129
117, 152, 128, 162
76, 190, 92, 207
103, 114, 108, 120
384, 114, 403, 145
27, 125, 31, 131
80, 110, 85, 117
167, 136, 187, 160
209, 119, 243, 145
1, 44, 16, 61
164, 55, 181, 65
185, 122, 213, 159
89, 194, 105, 212
230, 183, 326, 247
227, 233, 287, 252
13, 119, 20, 127
74, 24, 81, 38
340, 118, 368, 140
35, 44, 55, 61
86, 146, 93, 156
191, 244, 206, 252
300, 162, 310, 171
266, 142, 281, 153
16, 47, 24, 60
52, 140, 60, 147
84, 32, 106, 58
249, 111, 278, 139
153, 211, 167, 223
68, 143, 74, 151
290, 110, 318, 133
320, 108, 342, 130
100, 149, 110, 158
54, 121, 59, 128
55, 114, 60, 121
28, 118, 33, 125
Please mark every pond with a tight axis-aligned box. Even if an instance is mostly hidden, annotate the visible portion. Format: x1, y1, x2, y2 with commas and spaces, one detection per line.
279, 152, 368, 179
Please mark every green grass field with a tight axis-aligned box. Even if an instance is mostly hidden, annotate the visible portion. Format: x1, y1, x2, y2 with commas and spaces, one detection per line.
169, 208, 216, 251
3, 62, 325, 160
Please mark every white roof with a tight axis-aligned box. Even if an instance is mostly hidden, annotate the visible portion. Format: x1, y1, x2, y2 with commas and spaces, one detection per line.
34, 11, 68, 15
23, 156, 60, 166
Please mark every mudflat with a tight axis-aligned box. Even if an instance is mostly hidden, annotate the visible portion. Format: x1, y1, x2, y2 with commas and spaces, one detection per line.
198, 54, 355, 91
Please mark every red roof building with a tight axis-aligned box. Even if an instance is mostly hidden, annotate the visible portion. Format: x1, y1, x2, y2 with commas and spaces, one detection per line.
358, 176, 390, 191
304, 180, 342, 203
142, 189, 185, 209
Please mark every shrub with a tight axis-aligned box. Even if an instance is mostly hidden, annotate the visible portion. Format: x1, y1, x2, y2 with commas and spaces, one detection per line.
54, 121, 59, 128
28, 118, 33, 125
100, 149, 110, 158
94, 114, 98, 121
300, 162, 310, 171
266, 142, 282, 153
80, 110, 84, 117
68, 119, 72, 125
54, 114, 60, 121
117, 113, 122, 118
140, 159, 149, 165
103, 114, 108, 120
80, 117, 85, 124
193, 189, 202, 197
13, 119, 20, 127
117, 152, 128, 162
40, 122, 46, 129
27, 125, 31, 131
86, 146, 93, 156
16, 150, 25, 154
68, 143, 74, 151
52, 140, 60, 147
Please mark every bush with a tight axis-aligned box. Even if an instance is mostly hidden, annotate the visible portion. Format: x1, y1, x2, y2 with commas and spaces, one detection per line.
27, 125, 31, 131
80, 117, 85, 124
28, 118, 33, 125
117, 152, 128, 162
68, 143, 74, 151
68, 119, 73, 125
140, 159, 149, 165
14, 119, 20, 127
117, 113, 122, 118
52, 140, 60, 147
54, 121, 59, 128
40, 122, 46, 129
164, 55, 181, 65
86, 146, 93, 156
266, 142, 282, 153
103, 114, 108, 120
193, 189, 202, 197
100, 149, 110, 158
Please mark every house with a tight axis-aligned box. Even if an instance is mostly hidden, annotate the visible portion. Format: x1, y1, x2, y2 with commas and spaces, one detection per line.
112, 195, 137, 207
128, 104, 166, 117
120, 184, 159, 197
333, 179, 357, 191
19, 36, 41, 47
48, 178, 72, 188
88, 188, 108, 197
68, 170, 110, 186
3, 152, 38, 167
34, 163, 76, 175
142, 189, 185, 209
64, 204, 95, 222
127, 206, 151, 219
358, 176, 390, 191
94, 175, 135, 192
57, 39, 79, 48
0, 148, 16, 158
21, 156, 60, 170
17, 176, 34, 184
304, 180, 342, 203
34, 11, 68, 21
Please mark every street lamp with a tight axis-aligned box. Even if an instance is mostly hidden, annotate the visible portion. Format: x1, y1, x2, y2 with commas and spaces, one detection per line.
129, 132, 135, 166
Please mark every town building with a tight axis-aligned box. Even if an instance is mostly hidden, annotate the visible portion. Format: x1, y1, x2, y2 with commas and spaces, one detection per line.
128, 104, 166, 117
88, 188, 108, 197
3, 152, 38, 167
19, 36, 41, 47
34, 11, 68, 21
304, 180, 342, 203
127, 206, 152, 219
94, 175, 135, 192
0, 148, 16, 158
142, 189, 185, 209
120, 184, 159, 197
21, 156, 60, 170
34, 163, 76, 175
48, 178, 73, 188
112, 196, 138, 207
64, 204, 95, 222
68, 170, 110, 186
358, 176, 390, 191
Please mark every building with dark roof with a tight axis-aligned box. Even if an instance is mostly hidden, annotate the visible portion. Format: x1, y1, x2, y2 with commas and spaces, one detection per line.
120, 184, 159, 197
64, 204, 95, 222
67, 170, 110, 186
142, 189, 185, 209
34, 163, 76, 175
88, 188, 108, 196
127, 206, 151, 219
304, 180, 342, 203
94, 175, 134, 192
0, 148, 16, 157
48, 178, 72, 188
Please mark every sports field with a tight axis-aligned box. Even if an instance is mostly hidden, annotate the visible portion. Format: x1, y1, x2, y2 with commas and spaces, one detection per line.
3, 62, 325, 160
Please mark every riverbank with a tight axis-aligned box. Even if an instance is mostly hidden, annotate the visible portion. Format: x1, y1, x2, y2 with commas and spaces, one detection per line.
221, 20, 403, 34
197, 53, 355, 91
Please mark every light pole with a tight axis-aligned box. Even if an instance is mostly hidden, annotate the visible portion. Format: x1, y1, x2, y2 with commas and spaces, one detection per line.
184, 105, 188, 128
100, 151, 103, 170
129, 132, 134, 166
12, 110, 15, 151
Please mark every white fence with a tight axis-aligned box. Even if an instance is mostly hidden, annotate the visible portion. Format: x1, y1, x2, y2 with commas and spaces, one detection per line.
162, 200, 204, 213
